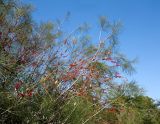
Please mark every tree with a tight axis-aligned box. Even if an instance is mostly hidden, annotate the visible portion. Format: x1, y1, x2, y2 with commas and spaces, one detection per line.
1, 0, 158, 124
99, 82, 160, 124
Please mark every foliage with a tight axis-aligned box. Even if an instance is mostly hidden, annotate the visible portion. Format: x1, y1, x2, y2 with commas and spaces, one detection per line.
0, 0, 160, 124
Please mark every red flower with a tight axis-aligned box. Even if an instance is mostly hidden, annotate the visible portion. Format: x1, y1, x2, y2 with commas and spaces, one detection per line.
108, 108, 116, 113
26, 90, 33, 97
32, 50, 38, 55
18, 93, 25, 97
20, 56, 26, 64
64, 39, 68, 44
15, 82, 22, 90
0, 32, 2, 39
115, 63, 121, 66
105, 51, 112, 55
31, 62, 37, 67
69, 63, 77, 68
102, 57, 112, 61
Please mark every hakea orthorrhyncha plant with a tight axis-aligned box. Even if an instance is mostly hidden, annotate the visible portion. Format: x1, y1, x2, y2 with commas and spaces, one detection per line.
0, 1, 138, 123
19, 17, 129, 102
11, 21, 129, 123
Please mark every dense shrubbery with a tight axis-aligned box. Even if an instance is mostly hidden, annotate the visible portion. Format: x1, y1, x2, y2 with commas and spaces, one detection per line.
0, 0, 160, 123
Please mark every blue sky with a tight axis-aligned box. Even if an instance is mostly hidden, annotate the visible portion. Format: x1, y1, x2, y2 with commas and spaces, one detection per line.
23, 0, 160, 99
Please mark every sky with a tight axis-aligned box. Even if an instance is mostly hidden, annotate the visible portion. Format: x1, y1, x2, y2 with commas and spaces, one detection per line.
23, 0, 160, 100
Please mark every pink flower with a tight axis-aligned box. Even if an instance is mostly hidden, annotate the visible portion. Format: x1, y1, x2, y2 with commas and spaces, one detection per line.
115, 72, 122, 78
115, 63, 121, 66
